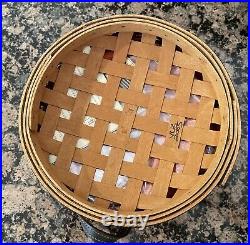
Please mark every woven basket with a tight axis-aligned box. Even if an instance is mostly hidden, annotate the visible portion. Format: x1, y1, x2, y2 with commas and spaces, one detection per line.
19, 15, 240, 226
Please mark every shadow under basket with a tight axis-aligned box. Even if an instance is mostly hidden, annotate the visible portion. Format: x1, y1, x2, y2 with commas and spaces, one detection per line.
19, 15, 240, 241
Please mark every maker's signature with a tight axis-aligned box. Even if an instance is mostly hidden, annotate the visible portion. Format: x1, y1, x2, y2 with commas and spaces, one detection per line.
169, 121, 183, 141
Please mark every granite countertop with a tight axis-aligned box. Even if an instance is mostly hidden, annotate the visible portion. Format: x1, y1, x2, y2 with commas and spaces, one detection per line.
2, 2, 247, 242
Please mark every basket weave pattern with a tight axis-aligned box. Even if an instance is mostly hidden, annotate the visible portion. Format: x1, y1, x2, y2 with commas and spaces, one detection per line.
37, 31, 221, 212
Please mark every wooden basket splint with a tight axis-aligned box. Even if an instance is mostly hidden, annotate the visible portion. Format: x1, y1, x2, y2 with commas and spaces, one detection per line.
19, 15, 241, 227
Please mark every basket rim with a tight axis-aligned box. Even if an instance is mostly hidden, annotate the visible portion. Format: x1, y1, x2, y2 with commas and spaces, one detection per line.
19, 14, 241, 225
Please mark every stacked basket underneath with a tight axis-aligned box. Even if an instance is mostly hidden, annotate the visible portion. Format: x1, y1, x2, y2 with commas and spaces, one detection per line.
19, 15, 240, 226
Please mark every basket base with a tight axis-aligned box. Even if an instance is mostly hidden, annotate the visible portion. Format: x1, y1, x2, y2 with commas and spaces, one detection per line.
80, 218, 131, 242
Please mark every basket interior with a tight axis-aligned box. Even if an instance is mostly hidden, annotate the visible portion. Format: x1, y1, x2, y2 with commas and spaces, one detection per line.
31, 27, 224, 214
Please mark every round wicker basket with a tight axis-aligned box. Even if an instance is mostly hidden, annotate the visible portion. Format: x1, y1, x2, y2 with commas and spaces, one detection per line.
19, 15, 240, 226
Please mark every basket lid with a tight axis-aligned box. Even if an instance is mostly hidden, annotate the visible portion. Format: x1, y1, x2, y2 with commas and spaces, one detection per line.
22, 16, 236, 222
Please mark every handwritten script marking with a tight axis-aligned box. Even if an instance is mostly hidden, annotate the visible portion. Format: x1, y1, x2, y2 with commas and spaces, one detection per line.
169, 121, 183, 141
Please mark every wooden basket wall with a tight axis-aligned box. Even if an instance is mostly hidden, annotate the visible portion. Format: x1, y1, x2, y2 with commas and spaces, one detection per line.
19, 15, 241, 226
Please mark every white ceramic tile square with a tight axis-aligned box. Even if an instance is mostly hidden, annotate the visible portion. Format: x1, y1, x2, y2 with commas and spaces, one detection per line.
123, 151, 135, 163
74, 66, 85, 76
116, 175, 128, 189
67, 88, 78, 98
154, 134, 166, 145
90, 95, 102, 105
83, 46, 91, 54
60, 109, 71, 120
53, 130, 65, 142
113, 101, 124, 111
97, 73, 108, 84
179, 140, 191, 151
70, 161, 82, 175
129, 129, 141, 139
48, 154, 57, 164
174, 163, 184, 173
108, 122, 118, 133
136, 107, 147, 116
94, 169, 104, 182
184, 118, 196, 127
76, 138, 90, 149
83, 116, 96, 127
101, 145, 112, 156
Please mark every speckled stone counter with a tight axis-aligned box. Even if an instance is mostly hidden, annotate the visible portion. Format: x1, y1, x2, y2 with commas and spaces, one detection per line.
2, 2, 248, 242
